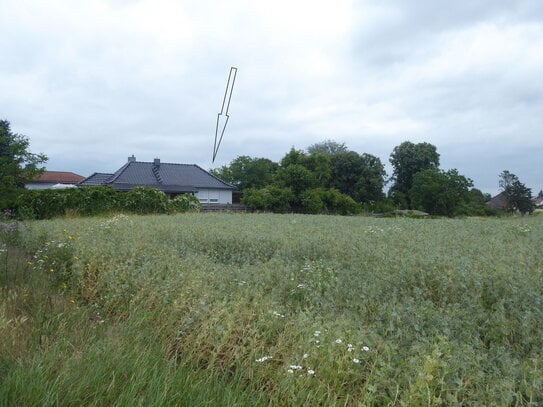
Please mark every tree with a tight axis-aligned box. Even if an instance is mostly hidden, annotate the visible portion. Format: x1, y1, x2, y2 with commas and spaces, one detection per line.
410, 168, 473, 216
307, 140, 348, 156
303, 153, 331, 187
210, 156, 278, 190
499, 170, 534, 215
330, 151, 385, 203
389, 141, 440, 207
0, 120, 47, 209
273, 164, 317, 196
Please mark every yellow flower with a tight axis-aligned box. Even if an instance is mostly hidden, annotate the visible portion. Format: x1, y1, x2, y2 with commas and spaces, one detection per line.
49, 268, 54, 273
68, 236, 73, 240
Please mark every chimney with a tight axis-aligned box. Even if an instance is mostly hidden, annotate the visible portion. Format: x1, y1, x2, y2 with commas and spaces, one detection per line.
128, 155, 136, 162
153, 158, 160, 166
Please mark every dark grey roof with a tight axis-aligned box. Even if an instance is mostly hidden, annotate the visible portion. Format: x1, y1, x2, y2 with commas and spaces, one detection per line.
79, 173, 114, 186
79, 161, 234, 192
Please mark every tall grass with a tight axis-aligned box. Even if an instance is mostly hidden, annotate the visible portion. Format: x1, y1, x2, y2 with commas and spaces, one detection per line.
2, 213, 542, 405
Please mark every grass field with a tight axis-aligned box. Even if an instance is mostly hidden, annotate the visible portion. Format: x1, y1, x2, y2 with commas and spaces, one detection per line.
1, 213, 542, 405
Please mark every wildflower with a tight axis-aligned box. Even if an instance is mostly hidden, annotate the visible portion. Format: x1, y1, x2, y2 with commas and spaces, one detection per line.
287, 369, 294, 374
352, 358, 360, 364
303, 353, 309, 359
289, 365, 303, 370
347, 344, 354, 352
307, 369, 315, 375
362, 346, 370, 352
49, 268, 54, 273
255, 356, 272, 363
61, 282, 67, 289
68, 235, 73, 240
335, 339, 342, 344
313, 331, 321, 337
272, 311, 285, 318
296, 283, 305, 289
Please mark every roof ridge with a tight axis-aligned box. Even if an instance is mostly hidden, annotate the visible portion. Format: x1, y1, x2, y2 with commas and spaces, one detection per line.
107, 162, 132, 184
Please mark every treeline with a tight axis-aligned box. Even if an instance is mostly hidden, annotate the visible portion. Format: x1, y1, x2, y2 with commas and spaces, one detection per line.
14, 187, 201, 219
211, 140, 497, 216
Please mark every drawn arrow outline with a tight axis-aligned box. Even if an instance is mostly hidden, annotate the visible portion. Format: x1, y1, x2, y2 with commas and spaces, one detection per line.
213, 67, 237, 163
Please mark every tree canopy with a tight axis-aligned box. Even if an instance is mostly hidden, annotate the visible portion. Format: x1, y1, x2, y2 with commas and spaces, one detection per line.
389, 141, 440, 206
329, 151, 385, 204
410, 168, 473, 216
0, 120, 47, 209
306, 139, 348, 156
210, 156, 278, 190
499, 170, 534, 215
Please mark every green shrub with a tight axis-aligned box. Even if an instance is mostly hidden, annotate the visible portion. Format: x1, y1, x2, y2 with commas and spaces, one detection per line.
242, 186, 295, 213
171, 194, 201, 213
123, 187, 172, 214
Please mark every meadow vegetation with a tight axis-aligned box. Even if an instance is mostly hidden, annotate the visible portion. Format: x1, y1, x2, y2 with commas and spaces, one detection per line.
1, 213, 542, 405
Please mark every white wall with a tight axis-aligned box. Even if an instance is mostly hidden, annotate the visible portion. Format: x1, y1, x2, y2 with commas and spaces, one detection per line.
196, 189, 232, 204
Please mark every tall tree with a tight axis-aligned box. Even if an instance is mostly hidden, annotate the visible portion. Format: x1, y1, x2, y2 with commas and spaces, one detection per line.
0, 120, 47, 209
499, 170, 534, 214
330, 151, 385, 203
410, 168, 473, 216
210, 156, 278, 190
306, 140, 348, 156
389, 141, 440, 207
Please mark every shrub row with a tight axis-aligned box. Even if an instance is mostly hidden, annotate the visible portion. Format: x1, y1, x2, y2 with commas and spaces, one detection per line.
242, 187, 361, 215
16, 186, 201, 219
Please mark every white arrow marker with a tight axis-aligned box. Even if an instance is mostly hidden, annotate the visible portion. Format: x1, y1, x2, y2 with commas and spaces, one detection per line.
213, 66, 237, 163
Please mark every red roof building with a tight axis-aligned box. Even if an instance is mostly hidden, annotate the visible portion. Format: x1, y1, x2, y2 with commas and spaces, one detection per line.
26, 171, 85, 190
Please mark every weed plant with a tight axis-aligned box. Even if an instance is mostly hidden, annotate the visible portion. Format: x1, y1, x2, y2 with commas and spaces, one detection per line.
1, 213, 542, 405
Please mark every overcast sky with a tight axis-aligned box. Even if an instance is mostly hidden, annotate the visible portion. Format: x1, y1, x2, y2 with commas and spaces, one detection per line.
2, 0, 542, 195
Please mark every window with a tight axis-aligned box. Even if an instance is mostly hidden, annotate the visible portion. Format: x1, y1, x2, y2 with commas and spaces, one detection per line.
210, 198, 219, 203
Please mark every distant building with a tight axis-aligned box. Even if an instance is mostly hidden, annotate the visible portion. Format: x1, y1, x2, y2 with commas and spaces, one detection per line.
486, 191, 509, 209
79, 156, 234, 204
26, 171, 85, 190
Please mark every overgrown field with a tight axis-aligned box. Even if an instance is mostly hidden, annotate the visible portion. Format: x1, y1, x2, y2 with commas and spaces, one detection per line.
1, 213, 542, 405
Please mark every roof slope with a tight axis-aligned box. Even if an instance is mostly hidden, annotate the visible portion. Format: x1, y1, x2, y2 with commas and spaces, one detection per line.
486, 191, 508, 209
34, 171, 85, 184
79, 160, 234, 193
80, 173, 114, 186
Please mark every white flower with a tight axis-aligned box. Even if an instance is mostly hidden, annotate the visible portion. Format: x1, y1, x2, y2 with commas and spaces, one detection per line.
255, 356, 272, 363
313, 331, 321, 337
303, 353, 309, 359
287, 369, 294, 374
352, 358, 360, 364
335, 339, 342, 344
289, 365, 303, 370
297, 284, 305, 289
362, 346, 370, 352
315, 340, 320, 344
347, 344, 354, 352
272, 311, 285, 318
307, 369, 315, 375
